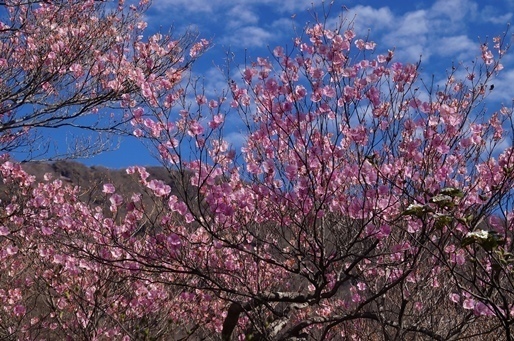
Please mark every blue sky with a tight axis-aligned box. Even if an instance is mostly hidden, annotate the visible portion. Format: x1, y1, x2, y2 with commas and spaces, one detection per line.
79, 0, 514, 168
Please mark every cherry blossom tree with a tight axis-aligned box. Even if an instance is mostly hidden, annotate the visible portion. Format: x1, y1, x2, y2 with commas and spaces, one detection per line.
0, 0, 204, 159
1, 4, 514, 341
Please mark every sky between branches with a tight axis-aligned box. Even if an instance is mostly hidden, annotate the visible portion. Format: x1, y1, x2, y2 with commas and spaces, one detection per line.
79, 0, 514, 168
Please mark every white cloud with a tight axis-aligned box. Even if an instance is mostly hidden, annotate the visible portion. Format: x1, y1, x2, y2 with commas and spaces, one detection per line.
224, 131, 247, 151
154, 0, 215, 13
432, 35, 477, 60
346, 6, 394, 35
487, 68, 514, 103
147, 1, 298, 56
221, 26, 275, 48
271, 17, 297, 33
430, 0, 478, 22
397, 10, 429, 37
397, 44, 428, 63
200, 67, 229, 98
153, 0, 312, 14
226, 5, 260, 29
480, 6, 513, 25
263, 0, 312, 13
346, 1, 501, 65
147, 0, 513, 94
378, 10, 429, 62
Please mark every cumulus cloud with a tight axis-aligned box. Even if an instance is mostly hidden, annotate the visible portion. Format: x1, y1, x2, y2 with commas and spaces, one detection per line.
226, 5, 260, 29
431, 35, 477, 62
224, 131, 247, 151
429, 0, 478, 24
144, 0, 512, 100
153, 0, 215, 13
345, 0, 507, 65
199, 67, 229, 98
487, 68, 514, 103
346, 6, 394, 35
153, 0, 312, 14
480, 6, 513, 25
221, 26, 275, 48
397, 10, 429, 37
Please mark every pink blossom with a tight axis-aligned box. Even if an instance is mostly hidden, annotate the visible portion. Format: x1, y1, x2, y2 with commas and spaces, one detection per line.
196, 95, 207, 105
6, 245, 18, 256
344, 29, 356, 40
172, 201, 188, 216
366, 86, 380, 106
41, 226, 54, 235
185, 213, 194, 223
136, 21, 147, 30
474, 302, 493, 316
147, 179, 171, 197
355, 39, 365, 50
463, 298, 475, 310
133, 107, 145, 119
110, 194, 123, 207
13, 304, 26, 316
365, 41, 377, 50
377, 225, 391, 239
273, 46, 284, 57
190, 39, 209, 58
0, 225, 9, 236
133, 128, 144, 137
103, 183, 116, 194
69, 63, 83, 77
167, 233, 181, 250
209, 114, 224, 129
53, 254, 65, 264
188, 120, 204, 136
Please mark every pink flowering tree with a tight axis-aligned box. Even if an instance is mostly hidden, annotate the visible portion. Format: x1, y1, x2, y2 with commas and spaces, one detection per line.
122, 15, 514, 340
0, 162, 188, 339
2, 4, 514, 341
0, 0, 210, 338
0, 0, 205, 159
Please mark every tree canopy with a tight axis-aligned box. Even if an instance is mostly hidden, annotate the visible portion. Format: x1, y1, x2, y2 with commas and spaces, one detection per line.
1, 1, 514, 340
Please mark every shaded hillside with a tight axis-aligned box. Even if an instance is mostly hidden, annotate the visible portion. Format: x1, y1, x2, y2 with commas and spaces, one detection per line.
22, 160, 175, 193
14, 160, 182, 227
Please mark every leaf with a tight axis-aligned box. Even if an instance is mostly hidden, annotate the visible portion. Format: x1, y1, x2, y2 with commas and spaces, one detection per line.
462, 230, 505, 251
433, 214, 453, 229
430, 194, 454, 208
495, 249, 514, 265
461, 236, 476, 247
403, 204, 431, 218
503, 166, 514, 175
456, 214, 474, 227
440, 187, 464, 198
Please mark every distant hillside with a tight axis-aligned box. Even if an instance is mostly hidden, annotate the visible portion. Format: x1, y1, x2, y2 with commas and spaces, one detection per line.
21, 159, 175, 191
13, 160, 181, 227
